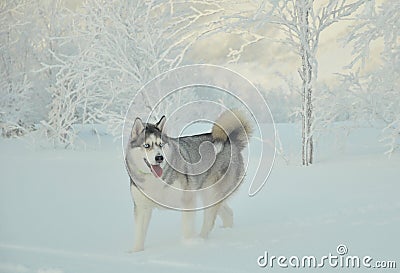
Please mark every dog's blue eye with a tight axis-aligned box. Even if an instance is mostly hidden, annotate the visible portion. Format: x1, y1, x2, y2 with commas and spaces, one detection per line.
143, 144, 150, 148
159, 143, 164, 147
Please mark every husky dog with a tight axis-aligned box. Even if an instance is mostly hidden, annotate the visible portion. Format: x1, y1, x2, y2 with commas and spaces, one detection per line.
125, 110, 252, 252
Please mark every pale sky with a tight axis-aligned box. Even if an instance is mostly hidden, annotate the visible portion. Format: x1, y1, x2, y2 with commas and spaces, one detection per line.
188, 12, 382, 90
65, 0, 382, 91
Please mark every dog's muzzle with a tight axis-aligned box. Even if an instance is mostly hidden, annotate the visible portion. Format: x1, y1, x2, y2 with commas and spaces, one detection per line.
143, 157, 163, 178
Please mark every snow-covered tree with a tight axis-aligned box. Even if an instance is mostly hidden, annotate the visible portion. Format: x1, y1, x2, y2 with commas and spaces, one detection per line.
341, 0, 400, 156
44, 0, 226, 146
1, 0, 35, 136
255, 0, 365, 165
0, 0, 72, 137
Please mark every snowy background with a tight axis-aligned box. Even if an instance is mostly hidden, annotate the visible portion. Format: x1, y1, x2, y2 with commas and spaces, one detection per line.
1, 125, 399, 272
1, 0, 399, 272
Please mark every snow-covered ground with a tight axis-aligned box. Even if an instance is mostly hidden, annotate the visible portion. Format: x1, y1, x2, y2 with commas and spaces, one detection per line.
1, 124, 399, 273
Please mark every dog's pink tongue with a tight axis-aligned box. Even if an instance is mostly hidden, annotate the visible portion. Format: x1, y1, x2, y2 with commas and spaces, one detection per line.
151, 165, 163, 177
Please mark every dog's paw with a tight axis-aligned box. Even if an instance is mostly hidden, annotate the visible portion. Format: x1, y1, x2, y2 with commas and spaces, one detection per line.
128, 247, 144, 253
182, 231, 196, 240
220, 222, 233, 228
199, 231, 209, 239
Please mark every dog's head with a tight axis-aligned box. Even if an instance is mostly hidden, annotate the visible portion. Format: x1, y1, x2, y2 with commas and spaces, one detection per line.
127, 116, 166, 178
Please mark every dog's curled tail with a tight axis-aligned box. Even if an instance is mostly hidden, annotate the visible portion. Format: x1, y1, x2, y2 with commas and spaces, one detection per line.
212, 109, 253, 150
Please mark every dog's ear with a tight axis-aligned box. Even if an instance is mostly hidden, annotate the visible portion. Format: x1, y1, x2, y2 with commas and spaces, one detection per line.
131, 117, 144, 139
156, 116, 166, 132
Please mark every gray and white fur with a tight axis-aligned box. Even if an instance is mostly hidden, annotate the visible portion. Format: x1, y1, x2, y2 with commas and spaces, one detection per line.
125, 109, 252, 252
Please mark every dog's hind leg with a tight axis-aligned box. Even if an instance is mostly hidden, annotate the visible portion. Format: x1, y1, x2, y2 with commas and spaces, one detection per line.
200, 203, 221, 238
218, 202, 233, 228
132, 206, 153, 252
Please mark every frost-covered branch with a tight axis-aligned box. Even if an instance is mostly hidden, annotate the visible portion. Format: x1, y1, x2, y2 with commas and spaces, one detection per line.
43, 0, 228, 145
257, 0, 365, 165
341, 0, 400, 156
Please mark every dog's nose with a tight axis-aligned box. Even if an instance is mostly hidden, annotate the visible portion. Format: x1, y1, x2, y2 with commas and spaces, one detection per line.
155, 155, 163, 163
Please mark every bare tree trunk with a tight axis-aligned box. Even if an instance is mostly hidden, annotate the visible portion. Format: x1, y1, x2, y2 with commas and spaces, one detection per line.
270, 0, 364, 165
298, 0, 314, 166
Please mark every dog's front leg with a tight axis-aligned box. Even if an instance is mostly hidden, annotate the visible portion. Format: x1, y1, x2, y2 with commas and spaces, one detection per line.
182, 211, 196, 239
181, 191, 196, 239
133, 205, 153, 252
